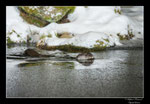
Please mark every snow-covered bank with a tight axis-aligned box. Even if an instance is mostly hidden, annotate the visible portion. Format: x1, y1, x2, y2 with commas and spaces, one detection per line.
6, 6, 143, 49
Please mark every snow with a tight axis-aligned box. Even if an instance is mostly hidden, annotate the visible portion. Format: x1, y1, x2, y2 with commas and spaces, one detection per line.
47, 6, 54, 12
6, 6, 143, 48
51, 13, 55, 18
6, 6, 29, 43
121, 6, 143, 39
42, 32, 121, 47
55, 12, 62, 16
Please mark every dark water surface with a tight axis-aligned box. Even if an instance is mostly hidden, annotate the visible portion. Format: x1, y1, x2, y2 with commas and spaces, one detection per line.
6, 45, 144, 97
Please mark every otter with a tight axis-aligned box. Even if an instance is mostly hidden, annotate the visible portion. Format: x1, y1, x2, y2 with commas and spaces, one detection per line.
76, 53, 95, 66
23, 49, 94, 66
23, 49, 53, 57
76, 53, 94, 60
24, 49, 41, 57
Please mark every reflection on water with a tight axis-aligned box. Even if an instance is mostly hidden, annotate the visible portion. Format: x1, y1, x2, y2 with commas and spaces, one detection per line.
6, 47, 143, 97
18, 61, 75, 69
77, 59, 94, 66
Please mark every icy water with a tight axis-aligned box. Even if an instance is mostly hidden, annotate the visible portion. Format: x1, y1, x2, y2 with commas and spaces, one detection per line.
6, 45, 144, 97
6, 6, 144, 97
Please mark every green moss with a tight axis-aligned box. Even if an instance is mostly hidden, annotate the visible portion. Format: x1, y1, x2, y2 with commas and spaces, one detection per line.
8, 30, 15, 35
128, 30, 134, 38
38, 44, 106, 53
7, 37, 15, 44
103, 39, 109, 42
55, 6, 76, 14
94, 44, 106, 49
117, 31, 134, 40
23, 40, 27, 44
17, 34, 20, 37
55, 33, 61, 38
96, 40, 104, 45
20, 11, 48, 27
114, 8, 121, 14
12, 29, 16, 32
18, 6, 76, 27
117, 33, 125, 40
67, 7, 76, 14
12, 30, 22, 38
47, 45, 90, 53
8, 32, 13, 35
40, 35, 46, 39
8, 29, 17, 35
47, 34, 52, 38
40, 34, 52, 39
94, 40, 105, 47
93, 40, 107, 50
29, 37, 32, 41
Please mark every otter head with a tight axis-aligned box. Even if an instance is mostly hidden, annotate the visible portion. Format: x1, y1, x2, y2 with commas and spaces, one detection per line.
76, 53, 94, 66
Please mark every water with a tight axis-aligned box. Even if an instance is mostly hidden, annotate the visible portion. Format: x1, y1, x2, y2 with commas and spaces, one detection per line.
6, 45, 144, 97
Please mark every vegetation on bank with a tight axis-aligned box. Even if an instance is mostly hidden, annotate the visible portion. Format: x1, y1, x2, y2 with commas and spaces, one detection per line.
37, 44, 106, 53
114, 8, 122, 14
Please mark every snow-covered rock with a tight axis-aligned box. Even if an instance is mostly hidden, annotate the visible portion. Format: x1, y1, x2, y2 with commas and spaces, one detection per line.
18, 6, 75, 27
6, 6, 143, 50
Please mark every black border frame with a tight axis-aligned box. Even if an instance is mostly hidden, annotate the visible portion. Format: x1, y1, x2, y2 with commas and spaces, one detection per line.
1, 0, 145, 104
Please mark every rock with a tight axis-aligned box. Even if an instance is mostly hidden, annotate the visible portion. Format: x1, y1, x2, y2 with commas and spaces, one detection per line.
59, 32, 73, 38
24, 49, 40, 57
57, 13, 70, 23
18, 6, 75, 27
23, 48, 56, 57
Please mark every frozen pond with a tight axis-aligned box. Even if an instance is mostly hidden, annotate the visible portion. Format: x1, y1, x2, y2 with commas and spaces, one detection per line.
6, 45, 144, 97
